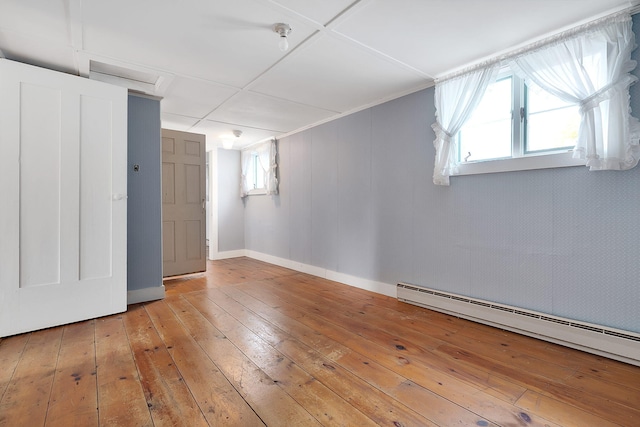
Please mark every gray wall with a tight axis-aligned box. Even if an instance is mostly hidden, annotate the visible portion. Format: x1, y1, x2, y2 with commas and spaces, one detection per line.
127, 94, 163, 291
243, 15, 640, 334
218, 148, 245, 251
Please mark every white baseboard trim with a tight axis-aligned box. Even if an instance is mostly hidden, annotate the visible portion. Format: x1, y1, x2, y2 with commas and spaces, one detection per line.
127, 285, 165, 305
327, 270, 396, 298
210, 249, 248, 260
245, 250, 397, 298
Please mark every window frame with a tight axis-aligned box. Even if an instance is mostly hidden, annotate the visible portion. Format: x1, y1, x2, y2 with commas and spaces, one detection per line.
453, 69, 585, 176
245, 151, 267, 196
240, 138, 278, 197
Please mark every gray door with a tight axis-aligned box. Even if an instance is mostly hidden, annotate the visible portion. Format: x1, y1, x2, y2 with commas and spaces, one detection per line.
161, 129, 206, 277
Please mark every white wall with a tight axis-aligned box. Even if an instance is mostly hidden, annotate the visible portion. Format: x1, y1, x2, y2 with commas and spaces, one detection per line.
217, 148, 245, 252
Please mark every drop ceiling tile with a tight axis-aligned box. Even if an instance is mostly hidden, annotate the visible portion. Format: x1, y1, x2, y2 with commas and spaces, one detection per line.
162, 77, 239, 119
161, 113, 200, 132
266, 0, 356, 26
333, 0, 631, 77
0, 0, 69, 45
206, 91, 336, 132
0, 0, 76, 74
250, 33, 430, 112
82, 0, 318, 88
190, 120, 277, 150
0, 31, 77, 74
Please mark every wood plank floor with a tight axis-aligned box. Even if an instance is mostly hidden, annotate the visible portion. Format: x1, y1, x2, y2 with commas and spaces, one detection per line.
1, 257, 639, 426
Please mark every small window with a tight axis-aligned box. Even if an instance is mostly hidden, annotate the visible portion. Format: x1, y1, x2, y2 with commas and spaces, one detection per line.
433, 16, 635, 184
240, 139, 278, 197
243, 152, 266, 194
249, 152, 265, 191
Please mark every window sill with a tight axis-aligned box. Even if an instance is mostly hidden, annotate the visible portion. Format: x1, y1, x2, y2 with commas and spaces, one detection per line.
452, 151, 586, 176
246, 188, 267, 196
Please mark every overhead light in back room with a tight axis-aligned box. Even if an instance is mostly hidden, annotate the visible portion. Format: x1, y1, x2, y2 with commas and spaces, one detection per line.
221, 130, 243, 149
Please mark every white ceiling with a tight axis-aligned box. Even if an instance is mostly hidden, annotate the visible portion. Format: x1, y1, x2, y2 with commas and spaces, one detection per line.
0, 0, 635, 150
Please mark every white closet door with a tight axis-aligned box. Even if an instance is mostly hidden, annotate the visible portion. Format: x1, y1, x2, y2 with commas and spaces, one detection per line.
0, 59, 128, 337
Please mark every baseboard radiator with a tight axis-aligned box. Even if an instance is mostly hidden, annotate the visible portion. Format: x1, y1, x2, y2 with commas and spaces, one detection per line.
397, 283, 640, 367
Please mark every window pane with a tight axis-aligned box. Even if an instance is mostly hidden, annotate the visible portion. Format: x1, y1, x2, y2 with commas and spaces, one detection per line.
250, 152, 266, 190
526, 84, 579, 152
246, 155, 256, 189
527, 107, 579, 152
255, 161, 265, 189
458, 77, 512, 162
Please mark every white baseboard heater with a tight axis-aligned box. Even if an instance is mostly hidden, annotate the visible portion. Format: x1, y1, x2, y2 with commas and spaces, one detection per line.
397, 283, 640, 367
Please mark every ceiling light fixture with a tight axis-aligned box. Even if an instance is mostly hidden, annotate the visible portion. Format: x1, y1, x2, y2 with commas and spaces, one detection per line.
273, 23, 292, 52
222, 129, 243, 150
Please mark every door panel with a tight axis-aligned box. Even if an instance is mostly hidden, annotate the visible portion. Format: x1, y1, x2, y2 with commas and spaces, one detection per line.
185, 220, 202, 260
0, 59, 127, 337
163, 221, 176, 262
162, 129, 206, 277
80, 95, 113, 281
162, 162, 176, 204
185, 164, 201, 204
19, 83, 62, 288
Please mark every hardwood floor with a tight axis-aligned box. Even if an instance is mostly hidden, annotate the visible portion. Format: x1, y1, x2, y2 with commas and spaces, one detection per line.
1, 257, 639, 426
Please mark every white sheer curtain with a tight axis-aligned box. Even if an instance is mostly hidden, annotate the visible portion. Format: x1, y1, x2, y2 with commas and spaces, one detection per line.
240, 148, 253, 197
432, 65, 500, 185
255, 139, 278, 195
510, 14, 639, 170
240, 139, 278, 197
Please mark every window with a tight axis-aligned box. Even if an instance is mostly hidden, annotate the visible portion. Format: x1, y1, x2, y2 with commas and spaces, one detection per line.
457, 71, 580, 166
245, 152, 265, 192
240, 139, 278, 197
432, 13, 638, 185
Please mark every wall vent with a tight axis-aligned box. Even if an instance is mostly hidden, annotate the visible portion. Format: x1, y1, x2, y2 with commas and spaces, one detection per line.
89, 60, 161, 95
397, 283, 640, 366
